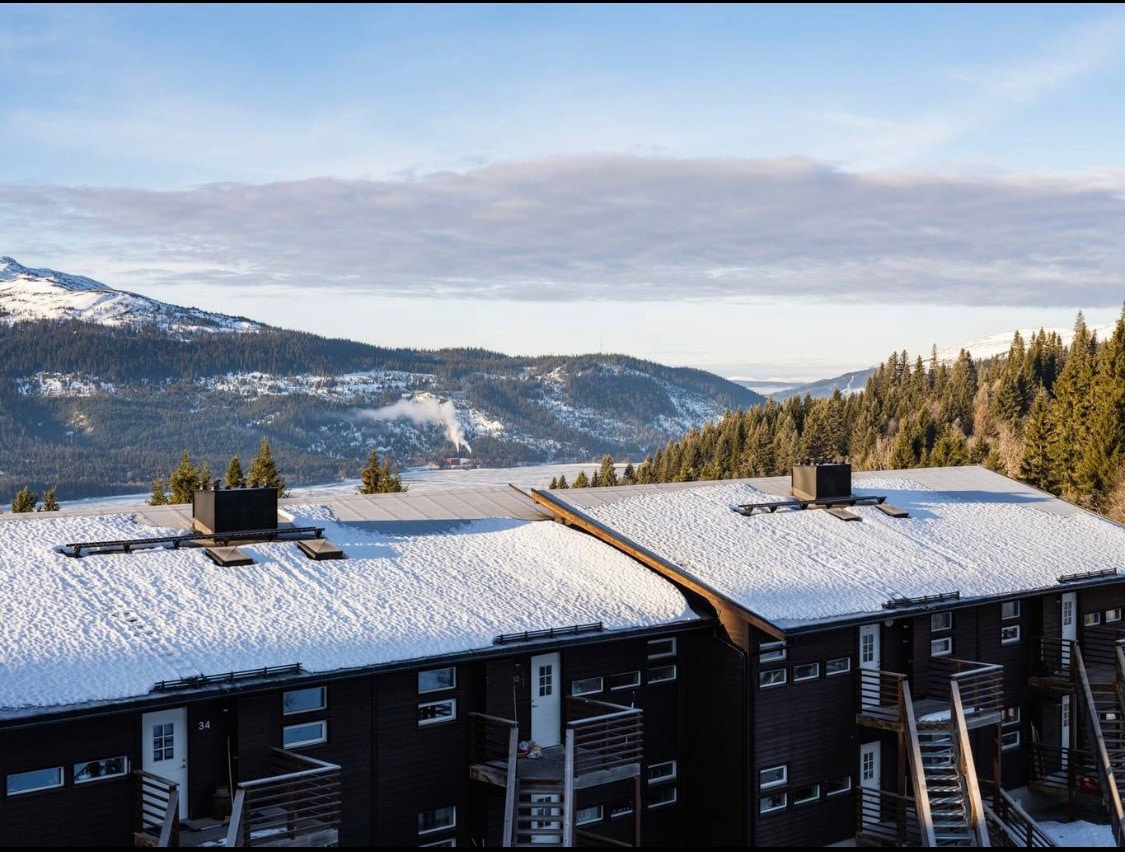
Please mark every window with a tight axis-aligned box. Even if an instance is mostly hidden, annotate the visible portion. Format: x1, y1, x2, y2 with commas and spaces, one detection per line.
1002, 707, 1021, 750
537, 664, 554, 697
1063, 597, 1075, 627
649, 786, 677, 808
860, 631, 876, 664
576, 805, 603, 825
1085, 612, 1103, 627
418, 805, 457, 835
759, 641, 787, 662
420, 840, 456, 848
1001, 624, 1021, 645
861, 750, 876, 782
152, 722, 174, 761
1001, 706, 1020, 724
826, 776, 852, 796
6, 767, 64, 796
647, 637, 676, 659
609, 671, 641, 691
610, 802, 634, 819
648, 664, 677, 684
931, 637, 953, 657
283, 720, 327, 748
760, 792, 787, 813
759, 668, 787, 688
648, 760, 677, 784
826, 657, 852, 676
1109, 608, 1123, 624
571, 676, 604, 696
282, 686, 326, 716
931, 612, 952, 632
418, 699, 457, 726
793, 784, 820, 805
1001, 601, 1021, 620
74, 756, 128, 784
759, 764, 787, 789
418, 667, 457, 694
793, 662, 820, 682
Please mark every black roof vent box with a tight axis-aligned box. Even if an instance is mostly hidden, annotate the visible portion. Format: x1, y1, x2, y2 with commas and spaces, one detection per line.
791, 461, 852, 501
193, 486, 278, 536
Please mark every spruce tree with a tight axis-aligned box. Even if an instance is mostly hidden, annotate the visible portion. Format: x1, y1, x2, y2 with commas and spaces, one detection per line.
168, 452, 200, 504
378, 455, 405, 492
39, 488, 60, 512
247, 437, 287, 496
556, 474, 569, 489
148, 477, 169, 506
929, 427, 969, 468
1020, 390, 1055, 492
621, 463, 636, 485
1076, 309, 1125, 508
11, 485, 37, 513
197, 461, 213, 491
225, 456, 245, 488
591, 470, 601, 487
548, 476, 558, 489
598, 455, 618, 487
573, 471, 589, 488
1048, 313, 1097, 499
358, 450, 383, 495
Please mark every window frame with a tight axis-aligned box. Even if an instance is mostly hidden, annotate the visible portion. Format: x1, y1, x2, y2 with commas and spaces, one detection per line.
73, 756, 129, 785
931, 636, 953, 657
1001, 600, 1021, 620
5, 766, 64, 796
1001, 730, 1021, 750
1001, 624, 1021, 645
647, 664, 677, 684
609, 671, 641, 691
420, 840, 456, 848
931, 612, 952, 632
793, 784, 821, 806
282, 686, 327, 716
1085, 612, 1103, 627
609, 802, 635, 820
646, 637, 677, 660
1108, 608, 1123, 624
826, 656, 852, 676
759, 764, 788, 790
759, 668, 787, 688
417, 698, 458, 727
759, 641, 787, 663
417, 805, 458, 836
282, 720, 328, 749
576, 804, 603, 826
793, 662, 820, 682
826, 776, 853, 797
647, 760, 677, 785
571, 676, 605, 696
648, 785, 678, 809
759, 791, 787, 814
418, 667, 457, 695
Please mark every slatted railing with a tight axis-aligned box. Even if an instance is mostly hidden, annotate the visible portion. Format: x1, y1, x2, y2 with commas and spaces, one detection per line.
1071, 644, 1125, 847
468, 711, 520, 847
1032, 637, 1073, 681
225, 748, 341, 848
980, 782, 1057, 847
1083, 627, 1125, 674
134, 770, 180, 847
566, 697, 644, 776
858, 668, 907, 724
1027, 741, 1093, 796
855, 785, 922, 846
929, 657, 1004, 723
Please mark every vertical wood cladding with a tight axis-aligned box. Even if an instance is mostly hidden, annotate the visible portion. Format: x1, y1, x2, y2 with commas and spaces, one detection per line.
187, 699, 234, 822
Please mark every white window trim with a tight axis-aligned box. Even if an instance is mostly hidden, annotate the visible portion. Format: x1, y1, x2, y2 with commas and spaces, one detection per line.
649, 786, 677, 809
647, 637, 677, 660
931, 637, 953, 657
420, 840, 457, 848
648, 664, 677, 684
759, 668, 787, 688
1001, 730, 1021, 751
610, 804, 635, 819
74, 756, 130, 784
282, 720, 328, 748
1085, 612, 1103, 627
647, 760, 677, 785
759, 764, 788, 789
1001, 624, 1021, 645
571, 676, 604, 696
793, 784, 821, 805
759, 641, 787, 662
610, 671, 641, 691
826, 776, 853, 796
6, 766, 64, 796
282, 686, 327, 716
826, 657, 852, 676
793, 662, 820, 682
418, 698, 458, 727
576, 805, 603, 826
1108, 608, 1123, 624
418, 806, 458, 835
1001, 601, 1021, 620
418, 667, 457, 695
931, 612, 952, 633
759, 792, 787, 814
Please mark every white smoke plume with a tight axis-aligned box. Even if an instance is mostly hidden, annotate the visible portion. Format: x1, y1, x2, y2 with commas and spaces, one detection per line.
358, 396, 471, 454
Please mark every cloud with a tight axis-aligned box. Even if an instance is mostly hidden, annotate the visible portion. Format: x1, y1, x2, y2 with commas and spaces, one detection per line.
3, 155, 1125, 308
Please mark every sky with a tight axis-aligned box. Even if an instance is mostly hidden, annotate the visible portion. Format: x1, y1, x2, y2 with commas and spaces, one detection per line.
1, 4, 1123, 380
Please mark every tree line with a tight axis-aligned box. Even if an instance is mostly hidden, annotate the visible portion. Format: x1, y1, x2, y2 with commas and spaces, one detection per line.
554, 311, 1125, 522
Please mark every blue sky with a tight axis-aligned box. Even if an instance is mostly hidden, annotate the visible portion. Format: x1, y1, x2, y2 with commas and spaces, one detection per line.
2, 4, 1123, 377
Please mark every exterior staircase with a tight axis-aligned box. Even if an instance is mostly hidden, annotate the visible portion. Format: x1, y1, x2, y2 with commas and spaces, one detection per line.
1071, 643, 1125, 847
916, 728, 975, 846
514, 780, 567, 846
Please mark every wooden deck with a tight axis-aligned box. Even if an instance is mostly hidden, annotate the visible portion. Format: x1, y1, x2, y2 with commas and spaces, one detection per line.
470, 743, 642, 790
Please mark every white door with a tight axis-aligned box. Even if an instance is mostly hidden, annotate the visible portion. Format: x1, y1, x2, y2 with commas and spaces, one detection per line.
530, 652, 561, 747
1062, 592, 1077, 669
860, 740, 882, 827
859, 624, 881, 709
142, 707, 188, 820
1061, 696, 1071, 769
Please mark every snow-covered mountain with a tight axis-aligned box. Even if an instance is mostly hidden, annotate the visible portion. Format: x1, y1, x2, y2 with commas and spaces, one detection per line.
937, 324, 1115, 363
0, 257, 263, 334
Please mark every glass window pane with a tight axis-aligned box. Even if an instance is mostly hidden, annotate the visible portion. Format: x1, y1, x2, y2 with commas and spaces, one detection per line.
418, 699, 457, 726
571, 677, 603, 696
283, 686, 326, 715
418, 805, 457, 834
282, 720, 327, 748
6, 767, 64, 795
418, 668, 457, 694
609, 671, 641, 690
74, 756, 129, 783
648, 664, 677, 684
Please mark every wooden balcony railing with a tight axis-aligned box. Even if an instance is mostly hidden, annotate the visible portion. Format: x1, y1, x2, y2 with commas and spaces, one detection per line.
980, 781, 1057, 848
855, 785, 921, 846
133, 770, 180, 847
929, 657, 1004, 723
1031, 636, 1073, 681
225, 748, 341, 848
857, 668, 907, 726
1082, 626, 1125, 673
565, 697, 644, 777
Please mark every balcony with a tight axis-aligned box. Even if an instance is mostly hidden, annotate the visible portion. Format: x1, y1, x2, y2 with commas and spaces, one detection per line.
857, 658, 1003, 732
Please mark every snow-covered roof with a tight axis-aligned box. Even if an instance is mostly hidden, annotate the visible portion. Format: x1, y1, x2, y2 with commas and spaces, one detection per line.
0, 490, 697, 717
546, 467, 1125, 630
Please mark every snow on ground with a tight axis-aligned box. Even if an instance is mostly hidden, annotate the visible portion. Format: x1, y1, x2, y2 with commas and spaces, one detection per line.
572, 472, 1125, 627
1040, 820, 1114, 847
0, 505, 695, 715
16, 372, 116, 397
938, 324, 1115, 363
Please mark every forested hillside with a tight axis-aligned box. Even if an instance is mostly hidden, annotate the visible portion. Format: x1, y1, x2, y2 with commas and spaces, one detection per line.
626, 311, 1125, 521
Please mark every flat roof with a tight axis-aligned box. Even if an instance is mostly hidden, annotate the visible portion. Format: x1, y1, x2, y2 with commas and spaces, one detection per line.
0, 487, 696, 717
545, 466, 1125, 630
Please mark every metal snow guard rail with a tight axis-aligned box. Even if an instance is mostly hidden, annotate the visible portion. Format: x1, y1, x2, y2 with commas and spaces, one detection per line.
1057, 568, 1118, 584
494, 622, 603, 645
734, 493, 887, 515
61, 525, 325, 557
884, 591, 961, 610
152, 663, 303, 693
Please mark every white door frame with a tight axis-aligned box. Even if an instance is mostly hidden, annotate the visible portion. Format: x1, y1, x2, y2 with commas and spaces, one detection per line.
530, 652, 562, 747
1062, 592, 1077, 668
142, 707, 189, 820
860, 740, 882, 827
859, 623, 881, 709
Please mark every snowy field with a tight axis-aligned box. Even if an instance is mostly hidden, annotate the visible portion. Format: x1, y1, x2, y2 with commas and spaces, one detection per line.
1040, 820, 1114, 847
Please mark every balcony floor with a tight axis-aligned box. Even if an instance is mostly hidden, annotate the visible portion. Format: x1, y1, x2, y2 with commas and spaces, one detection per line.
470, 744, 640, 790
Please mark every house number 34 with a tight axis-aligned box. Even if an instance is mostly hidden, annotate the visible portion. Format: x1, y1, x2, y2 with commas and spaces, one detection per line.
198, 720, 212, 730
